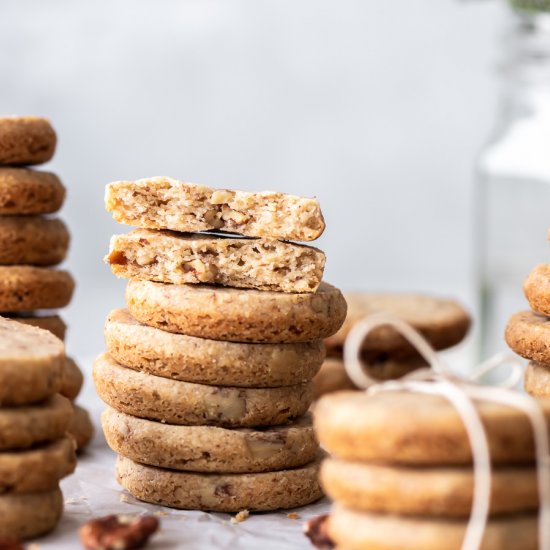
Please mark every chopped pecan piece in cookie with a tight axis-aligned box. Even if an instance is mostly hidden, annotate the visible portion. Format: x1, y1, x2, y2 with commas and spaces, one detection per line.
303, 514, 333, 549
79, 514, 159, 550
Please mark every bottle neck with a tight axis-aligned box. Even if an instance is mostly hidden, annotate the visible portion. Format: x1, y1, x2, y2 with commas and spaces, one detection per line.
501, 11, 550, 85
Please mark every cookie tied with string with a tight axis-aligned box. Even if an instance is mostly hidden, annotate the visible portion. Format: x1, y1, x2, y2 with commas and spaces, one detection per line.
311, 314, 550, 550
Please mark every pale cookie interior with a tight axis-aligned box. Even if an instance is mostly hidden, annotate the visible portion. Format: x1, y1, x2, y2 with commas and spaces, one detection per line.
107, 229, 325, 292
105, 177, 325, 241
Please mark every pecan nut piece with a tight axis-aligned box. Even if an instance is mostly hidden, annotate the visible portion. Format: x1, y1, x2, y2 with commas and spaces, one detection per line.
303, 514, 333, 550
79, 514, 159, 550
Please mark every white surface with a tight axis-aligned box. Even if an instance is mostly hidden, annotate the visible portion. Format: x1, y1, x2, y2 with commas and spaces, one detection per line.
38, 359, 329, 549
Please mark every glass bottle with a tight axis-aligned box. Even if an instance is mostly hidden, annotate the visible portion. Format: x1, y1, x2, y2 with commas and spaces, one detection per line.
477, 9, 550, 359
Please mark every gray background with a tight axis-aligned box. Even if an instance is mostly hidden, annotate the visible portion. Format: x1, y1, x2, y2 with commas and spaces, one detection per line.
0, 0, 505, 358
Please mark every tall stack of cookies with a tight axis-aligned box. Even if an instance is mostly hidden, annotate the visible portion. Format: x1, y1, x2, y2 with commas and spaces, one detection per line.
314, 389, 547, 550
506, 243, 550, 397
314, 293, 471, 398
0, 116, 93, 451
0, 317, 76, 540
95, 176, 347, 512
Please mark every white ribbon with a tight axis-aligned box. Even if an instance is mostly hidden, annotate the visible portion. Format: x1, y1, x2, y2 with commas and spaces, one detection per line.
343, 313, 550, 550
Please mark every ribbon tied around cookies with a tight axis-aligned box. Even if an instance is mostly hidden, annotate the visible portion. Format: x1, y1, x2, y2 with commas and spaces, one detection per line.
343, 313, 550, 550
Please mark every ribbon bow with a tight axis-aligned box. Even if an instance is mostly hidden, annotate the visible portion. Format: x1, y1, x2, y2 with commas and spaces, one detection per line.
343, 313, 550, 550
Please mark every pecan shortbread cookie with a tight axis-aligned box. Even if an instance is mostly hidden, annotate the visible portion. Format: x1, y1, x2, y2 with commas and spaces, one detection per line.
93, 353, 313, 428
0, 394, 72, 451
0, 317, 64, 406
524, 361, 550, 397
0, 436, 76, 494
0, 168, 65, 214
0, 266, 74, 311
105, 309, 323, 387
0, 489, 63, 540
116, 455, 323, 512
102, 407, 317, 473
315, 390, 550, 465
312, 355, 426, 399
0, 117, 56, 166
524, 264, 550, 315
0, 217, 69, 266
105, 176, 325, 241
126, 280, 346, 344
505, 311, 550, 364
61, 357, 84, 401
106, 229, 325, 293
7, 314, 67, 341
327, 506, 536, 550
325, 293, 470, 357
68, 404, 94, 452
321, 459, 537, 517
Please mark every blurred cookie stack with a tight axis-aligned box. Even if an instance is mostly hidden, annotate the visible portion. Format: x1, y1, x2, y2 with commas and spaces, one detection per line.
0, 116, 92, 451
313, 389, 546, 550
95, 176, 347, 512
314, 293, 471, 398
506, 243, 550, 396
0, 317, 76, 540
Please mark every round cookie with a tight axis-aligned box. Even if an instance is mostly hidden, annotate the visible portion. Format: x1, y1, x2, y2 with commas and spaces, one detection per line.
61, 357, 84, 400
0, 316, 64, 406
125, 280, 347, 343
68, 404, 94, 452
524, 264, 550, 315
324, 293, 470, 356
0, 266, 74, 311
321, 458, 538, 517
0, 117, 56, 166
0, 489, 63, 540
327, 506, 537, 550
116, 455, 323, 512
0, 217, 69, 266
102, 407, 317, 474
525, 361, 550, 397
0, 168, 64, 214
0, 394, 72, 451
0, 436, 76, 494
313, 359, 356, 399
6, 314, 67, 341
314, 390, 550, 465
105, 308, 324, 387
506, 311, 550, 364
93, 353, 313, 428
312, 356, 426, 399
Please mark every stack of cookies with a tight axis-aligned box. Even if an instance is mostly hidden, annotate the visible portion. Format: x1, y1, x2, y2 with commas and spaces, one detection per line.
0, 116, 93, 452
314, 389, 547, 550
314, 293, 471, 398
506, 254, 550, 397
95, 176, 347, 512
0, 317, 76, 540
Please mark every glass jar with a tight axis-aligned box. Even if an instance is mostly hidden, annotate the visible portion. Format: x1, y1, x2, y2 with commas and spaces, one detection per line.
476, 10, 550, 359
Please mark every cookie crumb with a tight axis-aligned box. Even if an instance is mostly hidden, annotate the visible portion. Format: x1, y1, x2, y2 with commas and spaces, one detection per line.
28, 545, 40, 550
153, 511, 168, 517
119, 494, 133, 504
287, 512, 300, 520
230, 510, 250, 524
64, 498, 79, 505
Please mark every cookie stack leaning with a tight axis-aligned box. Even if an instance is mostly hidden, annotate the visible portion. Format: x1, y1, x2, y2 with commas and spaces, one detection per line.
0, 116, 93, 452
314, 390, 549, 550
314, 293, 471, 398
95, 176, 347, 512
0, 317, 76, 541
506, 245, 550, 397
